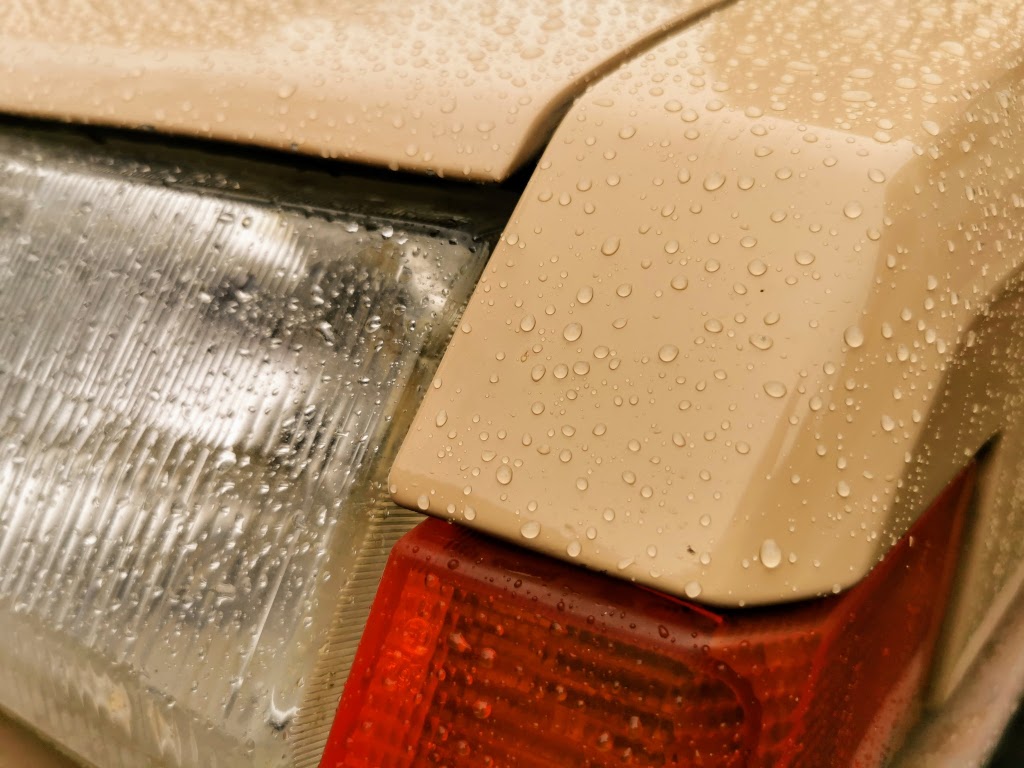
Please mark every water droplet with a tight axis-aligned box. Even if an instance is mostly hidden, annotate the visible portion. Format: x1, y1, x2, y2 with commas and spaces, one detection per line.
416, 494, 430, 511
601, 237, 621, 256
703, 172, 726, 191
837, 480, 851, 498
616, 283, 633, 298
670, 275, 689, 291
763, 381, 787, 398
577, 286, 594, 304
844, 325, 865, 348
794, 250, 815, 266
658, 344, 679, 362
750, 334, 774, 350
843, 201, 863, 219
747, 259, 768, 276
496, 465, 513, 485
435, 410, 448, 427
563, 322, 583, 342
567, 540, 582, 557
684, 581, 703, 598
760, 539, 782, 569
520, 314, 536, 332
531, 365, 546, 382
520, 521, 541, 539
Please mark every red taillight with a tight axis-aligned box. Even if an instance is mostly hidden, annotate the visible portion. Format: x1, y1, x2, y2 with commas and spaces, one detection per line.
322, 467, 974, 768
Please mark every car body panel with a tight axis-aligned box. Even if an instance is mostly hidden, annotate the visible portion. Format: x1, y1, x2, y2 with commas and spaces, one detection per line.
390, 0, 1024, 661
0, 715, 76, 768
0, 0, 725, 182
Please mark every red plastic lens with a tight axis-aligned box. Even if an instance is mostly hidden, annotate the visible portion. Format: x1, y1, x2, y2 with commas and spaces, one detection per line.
322, 467, 974, 768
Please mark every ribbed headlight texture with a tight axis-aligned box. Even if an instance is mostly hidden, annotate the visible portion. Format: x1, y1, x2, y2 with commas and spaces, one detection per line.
0, 124, 509, 768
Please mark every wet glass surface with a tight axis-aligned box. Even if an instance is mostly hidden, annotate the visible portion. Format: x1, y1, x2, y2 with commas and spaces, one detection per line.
0, 122, 514, 768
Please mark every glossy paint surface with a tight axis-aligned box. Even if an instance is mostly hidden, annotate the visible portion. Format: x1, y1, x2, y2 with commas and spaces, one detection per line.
392, 0, 1024, 639
0, 0, 722, 181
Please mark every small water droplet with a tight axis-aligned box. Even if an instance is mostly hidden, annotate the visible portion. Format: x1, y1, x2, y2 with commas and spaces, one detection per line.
496, 465, 513, 485
435, 410, 448, 427
658, 344, 679, 362
763, 381, 787, 398
843, 201, 863, 219
601, 237, 621, 256
844, 325, 865, 348
520, 314, 536, 332
520, 521, 541, 539
703, 172, 726, 191
747, 259, 768, 276
760, 539, 782, 569
563, 322, 583, 342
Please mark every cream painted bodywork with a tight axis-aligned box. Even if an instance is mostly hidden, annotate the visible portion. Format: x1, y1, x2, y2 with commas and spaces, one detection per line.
0, 0, 724, 181
392, 0, 1024, 668
0, 715, 76, 768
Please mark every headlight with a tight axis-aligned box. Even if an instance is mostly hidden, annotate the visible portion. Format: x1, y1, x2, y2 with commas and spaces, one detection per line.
0, 122, 512, 768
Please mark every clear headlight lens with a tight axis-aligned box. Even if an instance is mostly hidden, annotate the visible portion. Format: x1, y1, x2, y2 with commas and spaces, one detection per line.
0, 124, 509, 768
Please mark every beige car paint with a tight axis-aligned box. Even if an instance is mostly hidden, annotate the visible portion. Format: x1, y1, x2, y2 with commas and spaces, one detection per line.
391, 0, 1024, 695
0, 0, 726, 182
0, 715, 76, 768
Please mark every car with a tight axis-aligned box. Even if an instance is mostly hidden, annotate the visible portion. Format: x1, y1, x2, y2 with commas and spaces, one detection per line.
0, 0, 1023, 766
